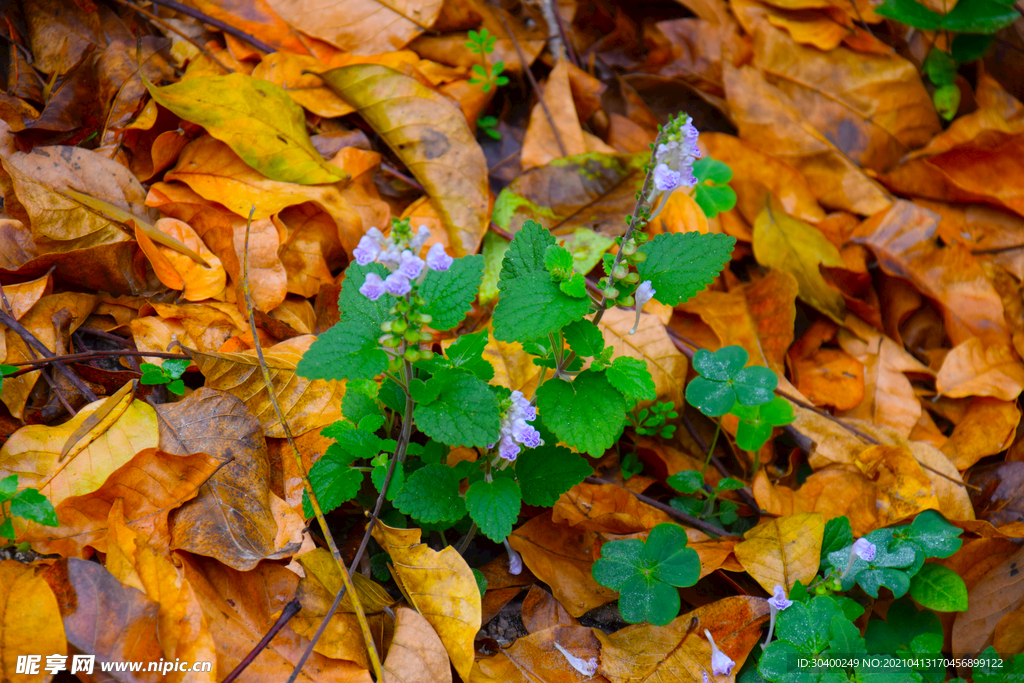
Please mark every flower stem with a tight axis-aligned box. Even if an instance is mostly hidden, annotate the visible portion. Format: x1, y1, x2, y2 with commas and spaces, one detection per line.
702, 420, 722, 476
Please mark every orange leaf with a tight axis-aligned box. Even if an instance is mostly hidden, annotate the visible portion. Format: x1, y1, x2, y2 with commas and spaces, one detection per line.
941, 397, 1020, 470
552, 482, 674, 534
0, 561, 66, 683
135, 218, 226, 301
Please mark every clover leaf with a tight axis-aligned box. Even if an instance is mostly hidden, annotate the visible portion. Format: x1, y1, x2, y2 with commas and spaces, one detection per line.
730, 396, 795, 451
685, 346, 779, 416
592, 523, 700, 625
692, 157, 737, 218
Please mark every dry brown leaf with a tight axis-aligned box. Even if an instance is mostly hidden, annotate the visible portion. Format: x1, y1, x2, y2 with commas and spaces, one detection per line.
598, 307, 689, 405
473, 624, 606, 683
734, 512, 824, 593
788, 319, 865, 411
941, 397, 1020, 470
135, 217, 226, 301
266, 0, 442, 54
553, 482, 674, 534
372, 523, 480, 682
936, 337, 1024, 400
0, 560, 66, 683
952, 545, 1024, 656
754, 467, 879, 536
384, 607, 453, 683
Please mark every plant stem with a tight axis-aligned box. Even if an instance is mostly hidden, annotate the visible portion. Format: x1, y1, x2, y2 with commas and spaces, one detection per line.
584, 476, 724, 537
702, 420, 722, 476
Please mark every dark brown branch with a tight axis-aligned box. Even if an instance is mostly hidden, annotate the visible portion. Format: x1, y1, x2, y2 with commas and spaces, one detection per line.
0, 310, 98, 403
147, 0, 276, 54
221, 600, 302, 683
585, 476, 727, 536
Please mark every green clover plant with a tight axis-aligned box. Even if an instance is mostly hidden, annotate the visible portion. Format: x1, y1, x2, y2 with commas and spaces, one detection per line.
876, 0, 1019, 119
476, 115, 500, 140
592, 523, 701, 625
667, 471, 745, 529
296, 113, 734, 611
0, 474, 58, 541
466, 28, 508, 93
139, 358, 190, 395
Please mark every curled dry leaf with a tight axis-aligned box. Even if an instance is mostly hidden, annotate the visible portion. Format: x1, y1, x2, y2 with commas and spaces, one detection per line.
0, 560, 65, 683
940, 397, 1020, 470
935, 337, 1024, 400
553, 481, 674, 534
734, 511, 824, 593
372, 522, 480, 682
134, 218, 226, 302
788, 318, 865, 411
319, 64, 489, 257
754, 467, 879, 536
384, 607, 453, 683
267, 0, 443, 54
474, 624, 605, 683
598, 307, 689, 405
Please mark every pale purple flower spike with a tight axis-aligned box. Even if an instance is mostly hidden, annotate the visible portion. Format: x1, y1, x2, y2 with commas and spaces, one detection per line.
426, 242, 453, 272
353, 235, 382, 265
397, 250, 425, 279
489, 390, 542, 461
769, 585, 793, 611
631, 280, 657, 335
504, 539, 523, 575
653, 163, 681, 192
359, 272, 386, 301
383, 272, 412, 297
705, 630, 735, 676
852, 538, 876, 562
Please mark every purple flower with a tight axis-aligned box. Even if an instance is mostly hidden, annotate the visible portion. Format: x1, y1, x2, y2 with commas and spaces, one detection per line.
359, 272, 386, 301
397, 249, 425, 279
498, 435, 521, 461
353, 234, 382, 265
426, 242, 453, 272
705, 630, 735, 676
493, 390, 541, 460
378, 245, 402, 269
505, 539, 523, 575
653, 163, 681, 192
682, 121, 700, 149
768, 585, 792, 611
384, 272, 412, 296
410, 225, 432, 251
512, 419, 541, 448
852, 538, 876, 562
703, 674, 711, 683
631, 280, 657, 335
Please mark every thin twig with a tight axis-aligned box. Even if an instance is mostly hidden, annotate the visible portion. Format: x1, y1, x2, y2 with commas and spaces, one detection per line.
585, 476, 726, 536
238, 208, 383, 682
287, 360, 416, 683
76, 327, 134, 347
381, 161, 424, 192
456, 522, 478, 555
0, 309, 98, 403
147, 0, 276, 53
551, 1, 581, 68
110, 0, 234, 74
972, 243, 1024, 255
498, 13, 568, 157
680, 413, 761, 513
221, 599, 302, 683
8, 349, 189, 373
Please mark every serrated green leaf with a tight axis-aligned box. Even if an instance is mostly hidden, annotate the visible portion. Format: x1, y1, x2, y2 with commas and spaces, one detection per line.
536, 370, 627, 455
357, 414, 385, 432
413, 368, 500, 447
717, 477, 745, 491
420, 255, 485, 330
636, 231, 735, 306
371, 456, 405, 502
297, 263, 391, 381
10, 488, 57, 527
342, 390, 380, 425
821, 516, 854, 564
876, 0, 943, 29
494, 221, 590, 341
303, 453, 364, 517
559, 272, 588, 298
394, 463, 466, 523
163, 358, 190, 378
465, 478, 522, 541
606, 356, 656, 401
408, 378, 441, 405
562, 320, 605, 358
829, 613, 867, 654
516, 444, 592, 506
443, 330, 494, 381
909, 563, 968, 612
544, 244, 575, 275
145, 73, 346, 185
140, 370, 169, 385
667, 470, 704, 494
167, 379, 185, 395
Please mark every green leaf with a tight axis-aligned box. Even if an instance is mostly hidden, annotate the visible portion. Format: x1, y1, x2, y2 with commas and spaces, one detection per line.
10, 488, 57, 527
876, 0, 943, 29
685, 376, 736, 417
342, 390, 380, 425
736, 419, 773, 451
515, 444, 593, 506
924, 49, 957, 87
493, 221, 590, 342
0, 518, 13, 540
140, 370, 169, 385
563, 320, 606, 358
413, 368, 501, 447
909, 563, 968, 612
933, 84, 961, 121
829, 613, 867, 655
303, 452, 364, 517
472, 568, 488, 596
371, 456, 405, 502
667, 470, 705, 494
644, 523, 701, 587
408, 378, 441, 405
420, 255, 485, 330
606, 356, 656, 401
636, 231, 735, 306
733, 365, 778, 406
297, 263, 391, 381
821, 516, 854, 564
559, 273, 588, 299
465, 478, 522, 541
593, 539, 646, 590
693, 158, 738, 218
162, 358, 190, 379
905, 510, 962, 558
717, 477, 745, 491
443, 330, 494, 381
394, 463, 466, 523
0, 475, 17, 500
693, 346, 748, 381
167, 379, 185, 395
144, 73, 346, 185
951, 34, 994, 62
544, 244, 575, 276
370, 553, 391, 581
940, 0, 1019, 33
760, 396, 795, 425
536, 370, 627, 455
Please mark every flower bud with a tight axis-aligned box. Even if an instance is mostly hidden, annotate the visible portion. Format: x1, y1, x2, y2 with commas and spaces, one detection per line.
419, 331, 434, 343
604, 286, 619, 299
381, 336, 402, 348
404, 330, 421, 343
388, 356, 404, 372
391, 318, 408, 334
403, 348, 421, 362
629, 251, 647, 264
416, 313, 433, 324
380, 321, 393, 332
624, 272, 639, 284
419, 349, 435, 361
621, 241, 638, 256
612, 265, 628, 280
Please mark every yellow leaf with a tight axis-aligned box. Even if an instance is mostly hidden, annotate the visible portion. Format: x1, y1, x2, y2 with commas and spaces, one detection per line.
0, 561, 66, 683
186, 335, 344, 438
753, 203, 847, 322
145, 73, 347, 185
733, 512, 824, 593
372, 522, 480, 682
0, 397, 158, 508
856, 445, 940, 526
60, 379, 136, 462
481, 328, 543, 397
385, 607, 452, 683
251, 52, 355, 118
319, 64, 489, 257
598, 307, 689, 406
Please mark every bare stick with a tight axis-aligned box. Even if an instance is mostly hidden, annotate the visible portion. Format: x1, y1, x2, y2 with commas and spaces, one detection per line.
238, 208, 383, 682
221, 599, 302, 683
498, 13, 568, 157
585, 476, 726, 536
147, 0, 276, 53
110, 0, 234, 74
0, 309, 98, 403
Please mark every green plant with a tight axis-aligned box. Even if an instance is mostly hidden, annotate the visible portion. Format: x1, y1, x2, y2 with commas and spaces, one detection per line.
477, 115, 501, 140
139, 358, 190, 395
0, 474, 58, 540
466, 28, 508, 93
620, 401, 678, 480
667, 469, 744, 527
592, 523, 701, 625
876, 0, 1019, 119
0, 364, 15, 393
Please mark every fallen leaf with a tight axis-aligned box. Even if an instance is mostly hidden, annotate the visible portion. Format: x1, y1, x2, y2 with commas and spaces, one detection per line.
857, 445, 940, 525
372, 522, 480, 681
941, 397, 1020, 470
553, 482, 674, 534
251, 52, 356, 118
754, 467, 879, 536
0, 560, 66, 683
734, 512, 824, 593
186, 335, 344, 438
788, 318, 865, 411
508, 511, 618, 618
598, 307, 689, 405
474, 624, 606, 683
384, 607, 453, 683
952, 545, 1024, 656
482, 329, 543, 396
521, 584, 580, 634
266, 0, 442, 54
319, 64, 489, 257
935, 337, 1024, 400
134, 218, 226, 301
